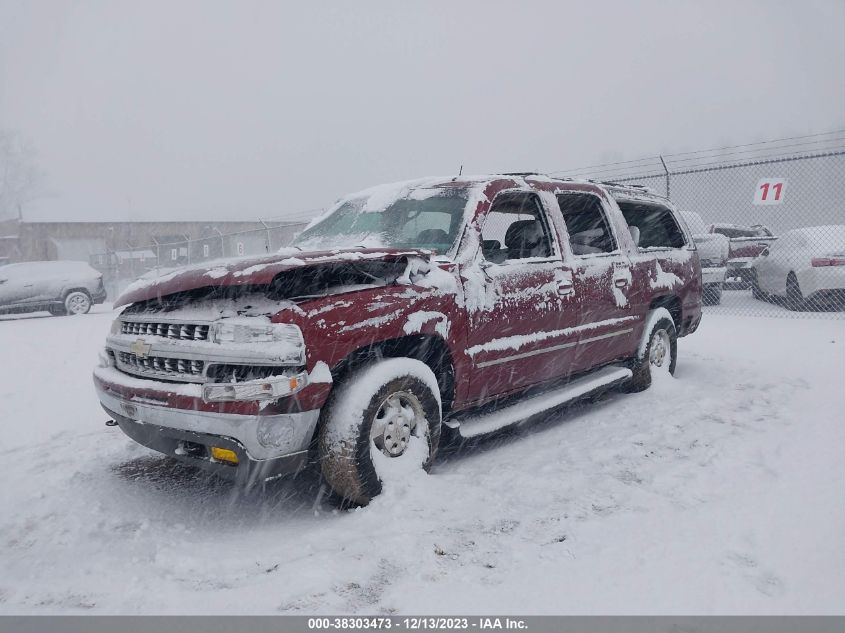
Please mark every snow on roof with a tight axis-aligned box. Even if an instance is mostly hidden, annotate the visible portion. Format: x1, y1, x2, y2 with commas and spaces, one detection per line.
791, 225, 845, 248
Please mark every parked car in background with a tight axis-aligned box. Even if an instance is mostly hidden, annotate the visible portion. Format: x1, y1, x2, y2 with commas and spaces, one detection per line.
680, 212, 728, 305
0, 261, 107, 316
94, 175, 703, 504
709, 223, 777, 287
751, 225, 845, 310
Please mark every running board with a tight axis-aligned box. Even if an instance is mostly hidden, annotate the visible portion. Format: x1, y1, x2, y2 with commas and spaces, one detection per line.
445, 365, 632, 439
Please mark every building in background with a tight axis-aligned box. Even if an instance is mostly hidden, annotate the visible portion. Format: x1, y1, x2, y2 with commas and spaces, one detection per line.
0, 217, 308, 296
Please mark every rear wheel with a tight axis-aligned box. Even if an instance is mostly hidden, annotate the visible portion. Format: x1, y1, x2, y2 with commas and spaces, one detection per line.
64, 291, 92, 315
319, 358, 441, 506
786, 273, 804, 311
624, 315, 677, 393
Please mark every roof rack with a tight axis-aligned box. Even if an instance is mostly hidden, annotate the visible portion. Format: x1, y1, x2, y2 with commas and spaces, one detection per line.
495, 173, 659, 194
587, 179, 652, 190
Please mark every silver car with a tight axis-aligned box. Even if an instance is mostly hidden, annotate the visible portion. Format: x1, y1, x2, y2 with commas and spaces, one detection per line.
0, 260, 107, 316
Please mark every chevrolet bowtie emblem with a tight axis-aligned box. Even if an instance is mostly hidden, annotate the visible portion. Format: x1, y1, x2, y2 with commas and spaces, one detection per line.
130, 339, 152, 358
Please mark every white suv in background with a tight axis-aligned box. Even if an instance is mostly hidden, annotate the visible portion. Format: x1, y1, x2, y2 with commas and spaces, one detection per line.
681, 212, 729, 305
0, 260, 107, 316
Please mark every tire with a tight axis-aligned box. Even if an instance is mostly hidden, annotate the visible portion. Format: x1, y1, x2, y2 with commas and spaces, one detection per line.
64, 290, 92, 315
751, 273, 767, 301
702, 284, 722, 306
318, 358, 442, 506
623, 314, 677, 393
786, 273, 804, 311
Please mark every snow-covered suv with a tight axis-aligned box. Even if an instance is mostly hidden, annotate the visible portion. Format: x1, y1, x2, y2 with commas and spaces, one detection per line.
94, 175, 702, 503
0, 260, 107, 316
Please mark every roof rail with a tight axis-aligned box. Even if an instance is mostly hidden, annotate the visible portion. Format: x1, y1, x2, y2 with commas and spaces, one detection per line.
588, 179, 651, 189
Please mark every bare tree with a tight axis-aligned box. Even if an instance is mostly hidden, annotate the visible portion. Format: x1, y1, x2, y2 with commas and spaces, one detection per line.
0, 130, 45, 221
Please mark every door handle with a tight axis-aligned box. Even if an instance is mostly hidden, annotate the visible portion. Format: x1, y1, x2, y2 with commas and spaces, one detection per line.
614, 278, 629, 288
557, 281, 574, 297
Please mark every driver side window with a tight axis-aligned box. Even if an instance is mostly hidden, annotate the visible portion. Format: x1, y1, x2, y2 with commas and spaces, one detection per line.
480, 193, 554, 263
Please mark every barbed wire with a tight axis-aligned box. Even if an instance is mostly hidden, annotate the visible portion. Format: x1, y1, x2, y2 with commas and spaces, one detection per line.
548, 128, 845, 178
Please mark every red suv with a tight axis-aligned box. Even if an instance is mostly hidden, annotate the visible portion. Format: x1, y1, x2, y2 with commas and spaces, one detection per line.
94, 175, 702, 503
709, 223, 777, 286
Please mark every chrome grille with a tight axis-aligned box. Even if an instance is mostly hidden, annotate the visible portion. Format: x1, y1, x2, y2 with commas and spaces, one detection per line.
121, 320, 210, 341
117, 351, 205, 380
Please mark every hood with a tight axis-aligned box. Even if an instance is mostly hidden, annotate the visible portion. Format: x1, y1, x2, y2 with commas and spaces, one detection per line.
691, 232, 730, 259
115, 248, 431, 308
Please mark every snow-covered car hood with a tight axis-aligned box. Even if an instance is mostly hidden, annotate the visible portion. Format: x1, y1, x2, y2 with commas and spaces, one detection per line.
115, 248, 431, 308
690, 232, 730, 262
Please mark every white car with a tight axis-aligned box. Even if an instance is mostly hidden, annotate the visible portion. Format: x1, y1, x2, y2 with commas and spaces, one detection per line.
752, 225, 845, 310
680, 211, 729, 305
0, 260, 107, 316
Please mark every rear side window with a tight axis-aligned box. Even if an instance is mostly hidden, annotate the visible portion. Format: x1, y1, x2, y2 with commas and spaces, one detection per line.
617, 201, 687, 249
556, 193, 618, 255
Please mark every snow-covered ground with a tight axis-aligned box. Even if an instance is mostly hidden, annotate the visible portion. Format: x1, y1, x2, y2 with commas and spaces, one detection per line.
0, 304, 843, 614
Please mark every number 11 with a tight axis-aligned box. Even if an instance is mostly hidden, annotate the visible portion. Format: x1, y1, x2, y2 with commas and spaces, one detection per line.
759, 182, 783, 201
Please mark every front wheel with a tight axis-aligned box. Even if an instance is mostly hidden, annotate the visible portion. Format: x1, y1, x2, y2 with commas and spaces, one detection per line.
623, 313, 677, 393
751, 273, 767, 301
786, 273, 804, 311
318, 358, 442, 506
702, 284, 722, 306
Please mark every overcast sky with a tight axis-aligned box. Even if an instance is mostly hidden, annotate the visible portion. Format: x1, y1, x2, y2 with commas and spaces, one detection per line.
1, 0, 843, 222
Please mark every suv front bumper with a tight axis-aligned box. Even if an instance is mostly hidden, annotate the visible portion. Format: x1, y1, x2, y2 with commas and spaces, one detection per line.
94, 368, 320, 486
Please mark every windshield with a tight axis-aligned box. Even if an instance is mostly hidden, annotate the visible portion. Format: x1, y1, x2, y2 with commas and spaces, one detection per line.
294, 185, 470, 253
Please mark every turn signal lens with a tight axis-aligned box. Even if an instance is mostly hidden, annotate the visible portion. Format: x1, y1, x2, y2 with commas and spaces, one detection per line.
210, 447, 239, 465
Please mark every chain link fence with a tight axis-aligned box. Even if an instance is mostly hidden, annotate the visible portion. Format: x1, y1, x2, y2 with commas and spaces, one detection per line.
88, 132, 845, 315
555, 132, 845, 318
90, 221, 309, 298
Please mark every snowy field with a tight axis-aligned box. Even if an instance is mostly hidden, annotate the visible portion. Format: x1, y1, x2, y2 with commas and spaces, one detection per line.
0, 301, 843, 614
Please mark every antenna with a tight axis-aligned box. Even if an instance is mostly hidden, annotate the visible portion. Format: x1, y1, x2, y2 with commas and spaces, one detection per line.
453, 164, 463, 182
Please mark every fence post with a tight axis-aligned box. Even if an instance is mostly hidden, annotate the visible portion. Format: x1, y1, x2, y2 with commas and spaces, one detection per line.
151, 237, 160, 273
213, 228, 225, 258
260, 219, 271, 253
659, 155, 671, 198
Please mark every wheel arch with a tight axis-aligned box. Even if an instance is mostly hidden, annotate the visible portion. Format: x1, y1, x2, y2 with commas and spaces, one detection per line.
62, 287, 93, 300
329, 334, 456, 415
648, 294, 682, 327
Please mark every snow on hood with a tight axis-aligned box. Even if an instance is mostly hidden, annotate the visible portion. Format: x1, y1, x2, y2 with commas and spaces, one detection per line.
114, 248, 431, 308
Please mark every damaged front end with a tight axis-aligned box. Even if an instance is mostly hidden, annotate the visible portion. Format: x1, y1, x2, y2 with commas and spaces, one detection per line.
94, 249, 434, 485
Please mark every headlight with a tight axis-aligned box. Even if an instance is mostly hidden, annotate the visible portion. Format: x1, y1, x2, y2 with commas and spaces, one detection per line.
211, 321, 303, 345
202, 371, 308, 402
110, 318, 122, 335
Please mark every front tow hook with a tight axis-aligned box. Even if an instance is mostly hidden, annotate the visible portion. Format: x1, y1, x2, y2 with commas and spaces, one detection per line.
105, 419, 118, 427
